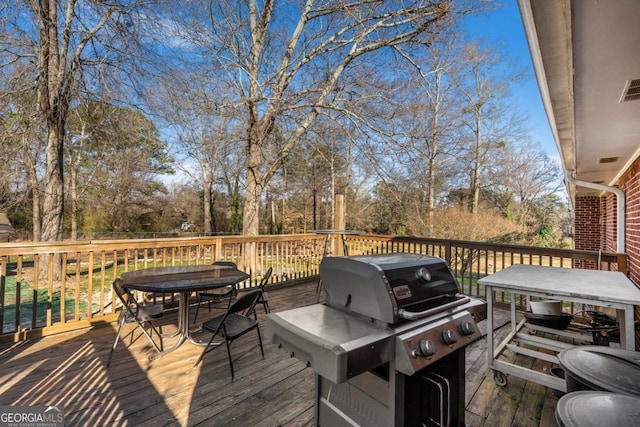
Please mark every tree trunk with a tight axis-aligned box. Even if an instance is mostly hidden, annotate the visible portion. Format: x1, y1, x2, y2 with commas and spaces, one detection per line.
70, 163, 78, 240
41, 128, 65, 242
242, 142, 263, 273
27, 160, 41, 242
427, 150, 436, 237
471, 111, 482, 214
282, 165, 287, 234
242, 153, 263, 237
330, 156, 335, 230
427, 78, 440, 236
40, 127, 65, 280
313, 188, 321, 230
228, 176, 242, 233
203, 178, 213, 234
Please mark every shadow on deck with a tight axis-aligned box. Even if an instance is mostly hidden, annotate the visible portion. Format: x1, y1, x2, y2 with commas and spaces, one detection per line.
0, 280, 560, 426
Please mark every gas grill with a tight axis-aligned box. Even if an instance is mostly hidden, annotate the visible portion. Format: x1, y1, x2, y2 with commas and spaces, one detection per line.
265, 253, 486, 427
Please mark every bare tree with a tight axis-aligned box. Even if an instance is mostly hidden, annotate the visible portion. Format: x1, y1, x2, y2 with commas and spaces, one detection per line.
457, 43, 525, 214
31, 1, 112, 241
177, 0, 459, 237
1, 0, 157, 244
490, 143, 563, 230
0, 64, 46, 240
394, 36, 465, 235
154, 70, 244, 234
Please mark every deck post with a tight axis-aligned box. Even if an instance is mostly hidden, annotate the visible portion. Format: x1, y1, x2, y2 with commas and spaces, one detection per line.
334, 194, 345, 255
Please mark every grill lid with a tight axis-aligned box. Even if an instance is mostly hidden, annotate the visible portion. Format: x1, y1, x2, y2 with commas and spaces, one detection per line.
320, 253, 461, 324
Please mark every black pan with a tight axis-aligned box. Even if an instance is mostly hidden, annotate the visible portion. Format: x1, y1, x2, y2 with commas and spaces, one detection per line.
525, 312, 573, 330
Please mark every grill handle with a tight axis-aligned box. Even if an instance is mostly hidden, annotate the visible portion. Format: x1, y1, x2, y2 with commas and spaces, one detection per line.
397, 295, 470, 321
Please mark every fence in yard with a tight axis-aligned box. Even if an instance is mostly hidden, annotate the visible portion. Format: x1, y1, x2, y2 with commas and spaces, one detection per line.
0, 233, 627, 343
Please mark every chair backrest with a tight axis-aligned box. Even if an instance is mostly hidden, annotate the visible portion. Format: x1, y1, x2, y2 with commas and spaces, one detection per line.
229, 289, 261, 316
259, 267, 273, 291
207, 290, 262, 338
113, 278, 138, 313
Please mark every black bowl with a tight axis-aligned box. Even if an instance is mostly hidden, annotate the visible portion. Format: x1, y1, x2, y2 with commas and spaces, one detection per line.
525, 312, 573, 330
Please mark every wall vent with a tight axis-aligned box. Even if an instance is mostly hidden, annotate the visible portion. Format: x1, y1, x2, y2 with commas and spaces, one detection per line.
620, 79, 640, 102
598, 157, 619, 164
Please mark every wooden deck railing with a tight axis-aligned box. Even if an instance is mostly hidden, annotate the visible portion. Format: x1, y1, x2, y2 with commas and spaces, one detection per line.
0, 233, 628, 343
346, 235, 628, 314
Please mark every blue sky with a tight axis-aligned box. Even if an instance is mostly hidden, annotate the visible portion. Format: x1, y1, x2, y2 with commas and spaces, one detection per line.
463, 1, 559, 161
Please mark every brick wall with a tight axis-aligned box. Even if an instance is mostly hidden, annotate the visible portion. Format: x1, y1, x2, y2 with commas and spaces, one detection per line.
574, 196, 601, 251
618, 156, 640, 348
619, 156, 640, 287
574, 196, 600, 270
573, 157, 640, 283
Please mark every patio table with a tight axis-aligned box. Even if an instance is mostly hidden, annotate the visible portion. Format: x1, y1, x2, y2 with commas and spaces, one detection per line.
478, 264, 640, 392
121, 264, 249, 359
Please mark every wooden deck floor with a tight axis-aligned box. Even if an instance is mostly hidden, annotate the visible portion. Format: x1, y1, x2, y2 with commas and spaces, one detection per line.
0, 280, 561, 426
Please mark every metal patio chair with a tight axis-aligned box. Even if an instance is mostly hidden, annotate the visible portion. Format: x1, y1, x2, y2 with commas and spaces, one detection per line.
238, 267, 273, 317
192, 261, 239, 323
107, 278, 165, 366
193, 289, 264, 380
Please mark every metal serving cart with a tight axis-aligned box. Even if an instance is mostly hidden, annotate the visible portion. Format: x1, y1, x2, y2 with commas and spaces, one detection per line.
478, 264, 640, 392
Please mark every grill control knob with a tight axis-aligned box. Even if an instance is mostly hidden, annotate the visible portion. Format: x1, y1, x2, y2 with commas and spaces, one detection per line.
441, 329, 458, 345
418, 339, 437, 357
460, 320, 476, 336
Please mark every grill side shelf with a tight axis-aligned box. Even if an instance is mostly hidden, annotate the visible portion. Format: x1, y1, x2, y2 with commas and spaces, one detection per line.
264, 304, 394, 384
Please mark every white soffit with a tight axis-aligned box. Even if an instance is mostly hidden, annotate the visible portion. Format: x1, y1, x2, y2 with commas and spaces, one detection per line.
519, 0, 640, 196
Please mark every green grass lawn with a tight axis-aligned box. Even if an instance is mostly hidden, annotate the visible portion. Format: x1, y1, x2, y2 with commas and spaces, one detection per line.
2, 276, 95, 333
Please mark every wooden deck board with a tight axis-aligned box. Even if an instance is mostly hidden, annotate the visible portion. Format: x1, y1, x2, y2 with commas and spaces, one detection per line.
0, 280, 562, 426
484, 353, 533, 426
